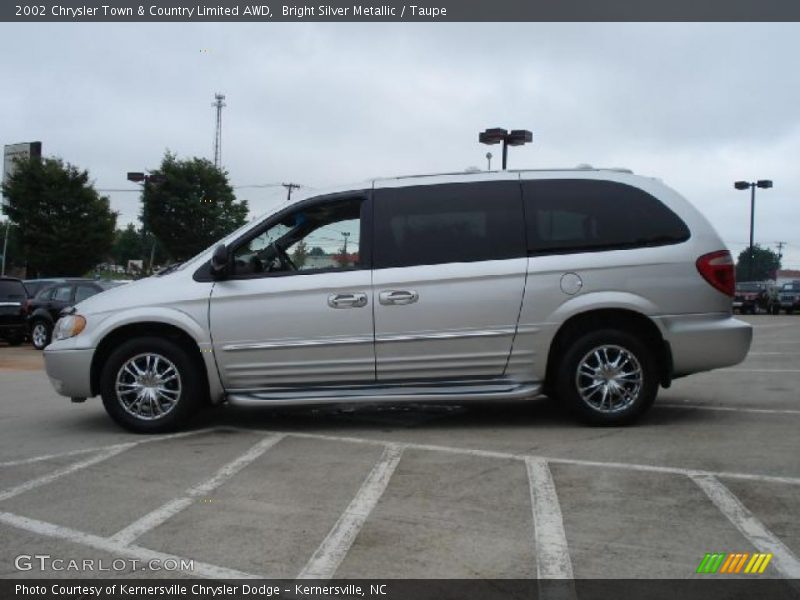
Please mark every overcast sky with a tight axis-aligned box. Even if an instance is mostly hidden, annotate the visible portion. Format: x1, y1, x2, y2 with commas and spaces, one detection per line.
2, 22, 799, 267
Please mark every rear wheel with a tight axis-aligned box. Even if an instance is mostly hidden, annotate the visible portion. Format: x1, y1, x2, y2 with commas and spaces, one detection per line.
100, 336, 202, 433
31, 320, 51, 350
555, 329, 658, 425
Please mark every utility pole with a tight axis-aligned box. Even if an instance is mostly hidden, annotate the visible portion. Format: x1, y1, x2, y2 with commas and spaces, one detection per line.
212, 93, 226, 170
775, 241, 786, 261
282, 183, 301, 201
341, 231, 350, 255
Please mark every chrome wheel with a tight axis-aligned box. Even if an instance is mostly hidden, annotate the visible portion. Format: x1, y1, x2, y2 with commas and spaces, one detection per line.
115, 353, 182, 420
575, 344, 643, 414
32, 323, 49, 348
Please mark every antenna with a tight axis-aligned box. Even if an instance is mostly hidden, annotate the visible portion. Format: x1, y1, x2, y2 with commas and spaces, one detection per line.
212, 93, 226, 169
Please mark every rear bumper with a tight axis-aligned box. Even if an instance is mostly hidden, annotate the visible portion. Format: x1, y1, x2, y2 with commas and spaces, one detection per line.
654, 313, 752, 377
43, 347, 94, 398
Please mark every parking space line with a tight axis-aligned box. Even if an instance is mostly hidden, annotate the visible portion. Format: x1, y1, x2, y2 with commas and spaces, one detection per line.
658, 403, 800, 416
691, 474, 800, 581
297, 443, 405, 580
0, 444, 137, 502
260, 431, 800, 487
526, 458, 575, 585
0, 427, 217, 469
110, 433, 286, 546
724, 368, 800, 373
0, 511, 262, 579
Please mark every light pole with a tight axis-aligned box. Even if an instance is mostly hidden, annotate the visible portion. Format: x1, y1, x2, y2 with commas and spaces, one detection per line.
486, 152, 493, 171
479, 128, 532, 170
734, 179, 773, 281
127, 172, 166, 275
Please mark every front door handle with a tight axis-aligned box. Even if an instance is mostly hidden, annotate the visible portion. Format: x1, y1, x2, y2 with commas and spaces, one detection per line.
328, 292, 368, 309
379, 290, 419, 306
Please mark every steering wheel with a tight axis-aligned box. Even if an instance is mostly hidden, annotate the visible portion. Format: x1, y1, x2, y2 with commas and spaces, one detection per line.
270, 242, 296, 271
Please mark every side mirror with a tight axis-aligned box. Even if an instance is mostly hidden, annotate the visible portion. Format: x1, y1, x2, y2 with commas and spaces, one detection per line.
210, 244, 229, 280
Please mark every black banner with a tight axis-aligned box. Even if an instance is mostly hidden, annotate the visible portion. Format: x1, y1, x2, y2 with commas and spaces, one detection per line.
3, 0, 800, 22
2, 579, 800, 600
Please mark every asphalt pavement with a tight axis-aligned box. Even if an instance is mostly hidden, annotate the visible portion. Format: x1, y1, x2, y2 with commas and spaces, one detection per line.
0, 315, 798, 583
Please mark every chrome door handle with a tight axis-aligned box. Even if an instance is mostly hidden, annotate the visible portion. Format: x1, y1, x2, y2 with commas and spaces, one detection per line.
327, 292, 368, 309
379, 290, 419, 306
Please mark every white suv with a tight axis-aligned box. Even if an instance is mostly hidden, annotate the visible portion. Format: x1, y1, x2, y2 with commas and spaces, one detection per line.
44, 169, 752, 432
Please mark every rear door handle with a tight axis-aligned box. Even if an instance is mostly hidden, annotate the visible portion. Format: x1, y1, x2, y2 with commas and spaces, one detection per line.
379, 290, 419, 306
327, 292, 368, 309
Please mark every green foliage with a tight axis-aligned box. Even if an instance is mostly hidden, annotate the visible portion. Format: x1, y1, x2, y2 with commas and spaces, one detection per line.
0, 220, 24, 272
735, 244, 781, 282
291, 239, 308, 268
1, 156, 116, 276
308, 246, 325, 256
141, 153, 248, 260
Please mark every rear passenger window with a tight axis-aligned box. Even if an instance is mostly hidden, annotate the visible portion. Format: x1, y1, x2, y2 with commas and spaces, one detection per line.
373, 182, 526, 268
522, 179, 690, 255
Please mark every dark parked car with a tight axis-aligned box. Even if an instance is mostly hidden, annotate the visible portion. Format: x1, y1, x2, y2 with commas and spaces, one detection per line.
23, 278, 70, 299
733, 281, 778, 315
0, 277, 28, 346
28, 280, 124, 349
778, 280, 800, 315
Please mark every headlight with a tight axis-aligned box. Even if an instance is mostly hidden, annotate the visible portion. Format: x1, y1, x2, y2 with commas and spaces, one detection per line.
53, 315, 87, 341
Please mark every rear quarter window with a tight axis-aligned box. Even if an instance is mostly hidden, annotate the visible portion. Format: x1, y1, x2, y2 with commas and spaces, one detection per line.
522, 179, 690, 255
0, 280, 27, 300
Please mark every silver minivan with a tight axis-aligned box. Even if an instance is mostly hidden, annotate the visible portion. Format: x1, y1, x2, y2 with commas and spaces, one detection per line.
44, 169, 752, 432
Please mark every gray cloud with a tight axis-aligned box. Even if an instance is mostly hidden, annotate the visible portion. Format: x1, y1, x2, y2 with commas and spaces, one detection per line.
2, 22, 799, 266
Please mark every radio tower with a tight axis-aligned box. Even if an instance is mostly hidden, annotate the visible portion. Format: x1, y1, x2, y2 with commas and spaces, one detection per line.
212, 93, 226, 169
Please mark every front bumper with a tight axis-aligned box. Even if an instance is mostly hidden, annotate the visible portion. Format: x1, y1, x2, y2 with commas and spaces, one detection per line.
654, 313, 752, 377
43, 347, 95, 398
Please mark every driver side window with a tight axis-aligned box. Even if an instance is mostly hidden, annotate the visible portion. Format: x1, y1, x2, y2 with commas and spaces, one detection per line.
232, 197, 362, 277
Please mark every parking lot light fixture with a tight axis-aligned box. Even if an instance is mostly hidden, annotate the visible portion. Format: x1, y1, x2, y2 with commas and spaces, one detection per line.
734, 179, 774, 281
479, 128, 533, 170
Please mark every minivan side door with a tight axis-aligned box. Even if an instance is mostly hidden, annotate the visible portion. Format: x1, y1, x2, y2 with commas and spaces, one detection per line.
208, 193, 375, 391
371, 179, 528, 381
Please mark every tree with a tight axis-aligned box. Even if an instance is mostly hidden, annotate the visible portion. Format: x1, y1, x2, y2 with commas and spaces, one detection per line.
2, 156, 116, 276
309, 246, 325, 256
291, 239, 308, 268
0, 221, 24, 274
112, 223, 144, 266
735, 244, 781, 282
141, 153, 248, 260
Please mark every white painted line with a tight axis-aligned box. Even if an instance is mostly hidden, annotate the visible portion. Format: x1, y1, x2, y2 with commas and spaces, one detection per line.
747, 352, 800, 355
298, 443, 405, 580
254, 431, 800, 487
0, 511, 261, 579
0, 444, 137, 502
658, 403, 800, 416
526, 458, 575, 585
0, 427, 216, 468
111, 434, 285, 546
724, 369, 800, 373
691, 474, 800, 582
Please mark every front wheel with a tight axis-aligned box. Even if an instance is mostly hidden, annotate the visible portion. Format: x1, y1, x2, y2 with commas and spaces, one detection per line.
100, 336, 202, 433
31, 320, 52, 350
555, 329, 658, 426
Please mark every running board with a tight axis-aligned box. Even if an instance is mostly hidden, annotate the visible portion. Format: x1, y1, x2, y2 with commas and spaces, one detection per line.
226, 382, 541, 408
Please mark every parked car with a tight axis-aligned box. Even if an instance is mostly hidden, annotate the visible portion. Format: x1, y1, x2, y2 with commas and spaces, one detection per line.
733, 281, 779, 314
42, 169, 752, 432
0, 277, 28, 346
23, 278, 70, 299
778, 280, 800, 314
28, 280, 125, 349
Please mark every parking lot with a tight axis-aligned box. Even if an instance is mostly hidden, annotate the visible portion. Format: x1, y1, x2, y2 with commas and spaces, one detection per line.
0, 315, 799, 585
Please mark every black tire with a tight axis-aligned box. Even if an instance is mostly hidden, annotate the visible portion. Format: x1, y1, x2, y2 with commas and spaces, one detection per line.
100, 336, 203, 433
555, 329, 658, 426
30, 319, 52, 350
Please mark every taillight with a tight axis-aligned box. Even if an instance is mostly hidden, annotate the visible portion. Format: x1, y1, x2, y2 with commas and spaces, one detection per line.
696, 250, 735, 297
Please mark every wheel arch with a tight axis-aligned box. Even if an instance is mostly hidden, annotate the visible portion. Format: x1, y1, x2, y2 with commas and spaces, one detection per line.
90, 321, 212, 400
544, 308, 673, 392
